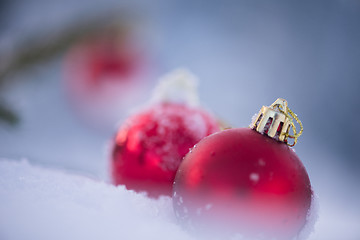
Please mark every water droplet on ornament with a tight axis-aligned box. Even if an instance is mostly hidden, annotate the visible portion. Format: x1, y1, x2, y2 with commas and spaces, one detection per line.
258, 158, 266, 166
249, 173, 260, 183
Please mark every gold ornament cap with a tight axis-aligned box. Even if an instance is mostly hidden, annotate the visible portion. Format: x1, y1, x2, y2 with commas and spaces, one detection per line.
250, 98, 303, 147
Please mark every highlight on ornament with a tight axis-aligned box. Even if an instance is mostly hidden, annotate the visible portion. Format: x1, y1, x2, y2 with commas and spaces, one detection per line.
111, 69, 220, 198
173, 98, 314, 240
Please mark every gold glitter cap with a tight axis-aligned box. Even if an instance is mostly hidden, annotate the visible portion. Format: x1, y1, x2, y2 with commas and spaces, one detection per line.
250, 98, 303, 147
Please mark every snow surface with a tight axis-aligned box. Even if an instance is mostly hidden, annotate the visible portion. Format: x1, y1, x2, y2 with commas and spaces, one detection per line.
0, 159, 320, 240
0, 159, 194, 240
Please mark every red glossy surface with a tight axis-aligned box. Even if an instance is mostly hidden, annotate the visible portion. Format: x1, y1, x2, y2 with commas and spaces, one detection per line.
111, 102, 220, 197
173, 128, 312, 239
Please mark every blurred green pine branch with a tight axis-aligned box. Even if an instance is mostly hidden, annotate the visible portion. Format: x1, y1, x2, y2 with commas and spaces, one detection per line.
0, 102, 19, 125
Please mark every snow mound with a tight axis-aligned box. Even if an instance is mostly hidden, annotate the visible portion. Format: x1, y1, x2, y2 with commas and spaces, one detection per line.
0, 159, 194, 240
297, 193, 319, 240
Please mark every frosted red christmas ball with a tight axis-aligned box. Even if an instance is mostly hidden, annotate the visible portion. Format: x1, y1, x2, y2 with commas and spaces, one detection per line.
111, 102, 220, 197
173, 128, 312, 239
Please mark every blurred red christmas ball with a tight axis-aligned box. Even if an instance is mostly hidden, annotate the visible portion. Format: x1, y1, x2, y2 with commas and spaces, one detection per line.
111, 102, 220, 197
66, 32, 140, 90
64, 28, 150, 130
173, 128, 312, 239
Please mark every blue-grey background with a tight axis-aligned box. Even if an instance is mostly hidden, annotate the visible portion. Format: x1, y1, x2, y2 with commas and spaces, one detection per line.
0, 0, 359, 239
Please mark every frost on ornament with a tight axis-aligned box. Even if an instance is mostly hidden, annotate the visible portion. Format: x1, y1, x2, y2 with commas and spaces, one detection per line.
111, 69, 220, 198
150, 69, 200, 106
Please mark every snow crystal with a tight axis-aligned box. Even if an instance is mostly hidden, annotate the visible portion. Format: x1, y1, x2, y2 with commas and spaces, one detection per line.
258, 159, 266, 166
184, 112, 208, 139
0, 159, 195, 240
250, 112, 260, 128
150, 69, 200, 106
249, 173, 260, 183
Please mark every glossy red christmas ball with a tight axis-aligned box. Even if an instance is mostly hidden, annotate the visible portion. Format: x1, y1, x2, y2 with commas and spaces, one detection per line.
173, 128, 312, 239
111, 102, 220, 197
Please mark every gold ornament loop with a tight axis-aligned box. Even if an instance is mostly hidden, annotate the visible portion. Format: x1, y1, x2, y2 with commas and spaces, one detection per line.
272, 103, 303, 147
250, 98, 303, 147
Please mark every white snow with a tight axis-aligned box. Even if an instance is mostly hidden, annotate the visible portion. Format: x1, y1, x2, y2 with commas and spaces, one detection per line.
249, 173, 260, 183
0, 159, 194, 240
297, 194, 319, 240
258, 159, 266, 166
1, 158, 322, 240
150, 69, 200, 107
